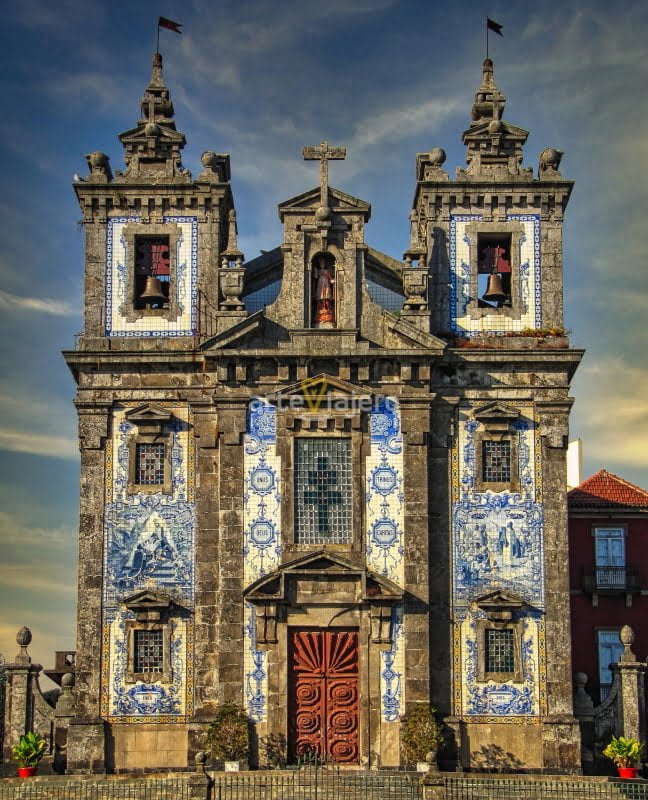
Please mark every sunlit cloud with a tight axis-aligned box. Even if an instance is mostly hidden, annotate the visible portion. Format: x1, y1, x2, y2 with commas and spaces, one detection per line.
0, 428, 78, 459
0, 289, 78, 317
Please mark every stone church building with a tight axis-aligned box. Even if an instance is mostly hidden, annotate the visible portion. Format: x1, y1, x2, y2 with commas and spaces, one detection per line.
63, 52, 583, 772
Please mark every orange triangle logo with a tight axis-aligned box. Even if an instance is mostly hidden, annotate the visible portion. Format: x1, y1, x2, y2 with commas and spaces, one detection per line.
300, 376, 328, 411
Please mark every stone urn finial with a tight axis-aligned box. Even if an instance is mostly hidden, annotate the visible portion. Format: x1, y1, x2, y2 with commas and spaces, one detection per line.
619, 624, 637, 662
16, 626, 32, 663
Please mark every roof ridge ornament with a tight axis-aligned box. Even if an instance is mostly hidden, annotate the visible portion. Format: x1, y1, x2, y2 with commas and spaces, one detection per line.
302, 140, 346, 221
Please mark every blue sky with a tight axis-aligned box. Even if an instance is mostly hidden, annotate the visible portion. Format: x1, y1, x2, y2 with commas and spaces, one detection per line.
0, 0, 647, 670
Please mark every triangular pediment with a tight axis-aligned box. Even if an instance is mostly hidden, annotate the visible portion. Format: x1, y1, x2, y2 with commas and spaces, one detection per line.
463, 120, 529, 142
269, 373, 372, 404
278, 186, 371, 220
244, 551, 403, 601
473, 401, 520, 421
122, 589, 173, 610
475, 589, 525, 609
119, 123, 186, 145
125, 403, 174, 425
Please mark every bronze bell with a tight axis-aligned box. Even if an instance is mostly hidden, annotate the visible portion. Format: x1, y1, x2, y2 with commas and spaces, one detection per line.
482, 272, 506, 303
139, 276, 167, 306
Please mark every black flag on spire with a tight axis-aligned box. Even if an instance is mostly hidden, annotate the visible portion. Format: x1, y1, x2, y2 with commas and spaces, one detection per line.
487, 18, 503, 36
158, 16, 182, 33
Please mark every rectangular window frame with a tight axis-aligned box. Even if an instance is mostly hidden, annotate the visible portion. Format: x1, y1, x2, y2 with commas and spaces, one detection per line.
594, 526, 626, 589
476, 619, 523, 683
293, 436, 353, 546
120, 222, 183, 323
125, 620, 172, 684
128, 433, 172, 495
596, 628, 623, 700
464, 220, 526, 321
475, 432, 519, 492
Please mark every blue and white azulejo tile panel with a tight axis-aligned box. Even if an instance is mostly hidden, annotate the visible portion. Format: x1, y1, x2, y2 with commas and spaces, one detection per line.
365, 397, 405, 586
243, 603, 268, 723
451, 402, 545, 718
449, 214, 541, 335
242, 399, 279, 721
243, 400, 281, 586
458, 610, 542, 717
105, 216, 198, 337
380, 605, 404, 722
101, 403, 195, 721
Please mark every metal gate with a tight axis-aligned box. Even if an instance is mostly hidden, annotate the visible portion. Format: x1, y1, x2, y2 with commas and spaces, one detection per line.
289, 629, 359, 764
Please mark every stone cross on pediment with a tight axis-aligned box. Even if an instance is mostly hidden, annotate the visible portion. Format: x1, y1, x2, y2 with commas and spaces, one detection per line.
303, 140, 346, 212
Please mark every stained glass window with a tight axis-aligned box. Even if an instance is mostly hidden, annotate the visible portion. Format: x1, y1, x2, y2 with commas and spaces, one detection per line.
134, 629, 164, 673
295, 438, 352, 544
485, 628, 514, 673
482, 440, 511, 483
136, 443, 165, 485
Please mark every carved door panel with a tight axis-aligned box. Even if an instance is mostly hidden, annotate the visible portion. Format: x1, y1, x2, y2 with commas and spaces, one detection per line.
289, 629, 359, 764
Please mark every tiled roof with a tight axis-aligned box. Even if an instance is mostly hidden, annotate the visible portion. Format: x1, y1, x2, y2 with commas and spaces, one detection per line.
568, 469, 648, 509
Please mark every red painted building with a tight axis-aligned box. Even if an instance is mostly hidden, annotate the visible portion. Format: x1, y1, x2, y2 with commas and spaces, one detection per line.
569, 470, 648, 703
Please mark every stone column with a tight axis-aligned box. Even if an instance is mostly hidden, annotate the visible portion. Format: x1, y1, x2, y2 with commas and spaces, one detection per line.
613, 625, 646, 745
1, 627, 53, 763
421, 773, 446, 799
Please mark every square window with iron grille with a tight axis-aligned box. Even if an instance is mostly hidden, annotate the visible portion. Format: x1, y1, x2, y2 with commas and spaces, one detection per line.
134, 629, 164, 673
482, 440, 511, 483
135, 443, 165, 485
294, 438, 352, 544
485, 628, 515, 674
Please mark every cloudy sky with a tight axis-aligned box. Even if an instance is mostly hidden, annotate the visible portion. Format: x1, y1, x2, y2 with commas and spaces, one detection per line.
0, 0, 647, 670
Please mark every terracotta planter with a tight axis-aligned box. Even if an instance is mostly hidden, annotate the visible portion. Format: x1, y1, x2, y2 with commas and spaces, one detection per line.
618, 766, 638, 779
17, 766, 37, 778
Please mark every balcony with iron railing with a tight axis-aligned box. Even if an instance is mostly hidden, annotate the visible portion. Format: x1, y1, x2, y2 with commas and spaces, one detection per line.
581, 566, 641, 595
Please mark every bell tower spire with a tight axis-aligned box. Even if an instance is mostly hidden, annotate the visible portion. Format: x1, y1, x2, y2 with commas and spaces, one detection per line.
117, 52, 188, 180
457, 59, 531, 181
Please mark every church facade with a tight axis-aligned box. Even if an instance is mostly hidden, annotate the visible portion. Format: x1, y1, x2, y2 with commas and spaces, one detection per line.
63, 52, 583, 772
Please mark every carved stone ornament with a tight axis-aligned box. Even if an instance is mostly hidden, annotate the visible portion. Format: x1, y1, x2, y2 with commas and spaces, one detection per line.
219, 267, 245, 310
538, 147, 564, 180
402, 267, 429, 311
85, 150, 113, 183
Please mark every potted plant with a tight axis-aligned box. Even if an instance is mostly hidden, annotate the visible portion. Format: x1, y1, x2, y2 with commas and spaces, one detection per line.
12, 731, 47, 777
400, 704, 444, 772
206, 703, 250, 771
602, 735, 644, 779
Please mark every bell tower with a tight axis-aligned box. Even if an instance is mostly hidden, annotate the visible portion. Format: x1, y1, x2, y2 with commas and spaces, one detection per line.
74, 51, 235, 342
64, 52, 238, 773
414, 60, 583, 772
415, 58, 572, 338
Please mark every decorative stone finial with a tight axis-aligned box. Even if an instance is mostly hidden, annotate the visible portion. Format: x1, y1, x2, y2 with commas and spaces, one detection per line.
117, 52, 189, 180
84, 151, 112, 183
16, 626, 32, 647
222, 209, 244, 265
61, 672, 75, 689
428, 148, 446, 166
573, 672, 595, 718
15, 626, 32, 663
197, 151, 231, 183
458, 59, 531, 180
538, 147, 564, 180
619, 624, 637, 662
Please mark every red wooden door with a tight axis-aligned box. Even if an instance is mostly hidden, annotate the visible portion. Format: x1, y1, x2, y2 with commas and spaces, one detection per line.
289, 629, 359, 764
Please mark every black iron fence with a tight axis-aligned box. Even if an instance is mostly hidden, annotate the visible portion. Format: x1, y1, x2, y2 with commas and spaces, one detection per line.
443, 775, 648, 799
1, 772, 648, 800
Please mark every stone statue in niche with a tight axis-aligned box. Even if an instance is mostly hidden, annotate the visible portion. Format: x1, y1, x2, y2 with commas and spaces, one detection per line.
313, 254, 335, 327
